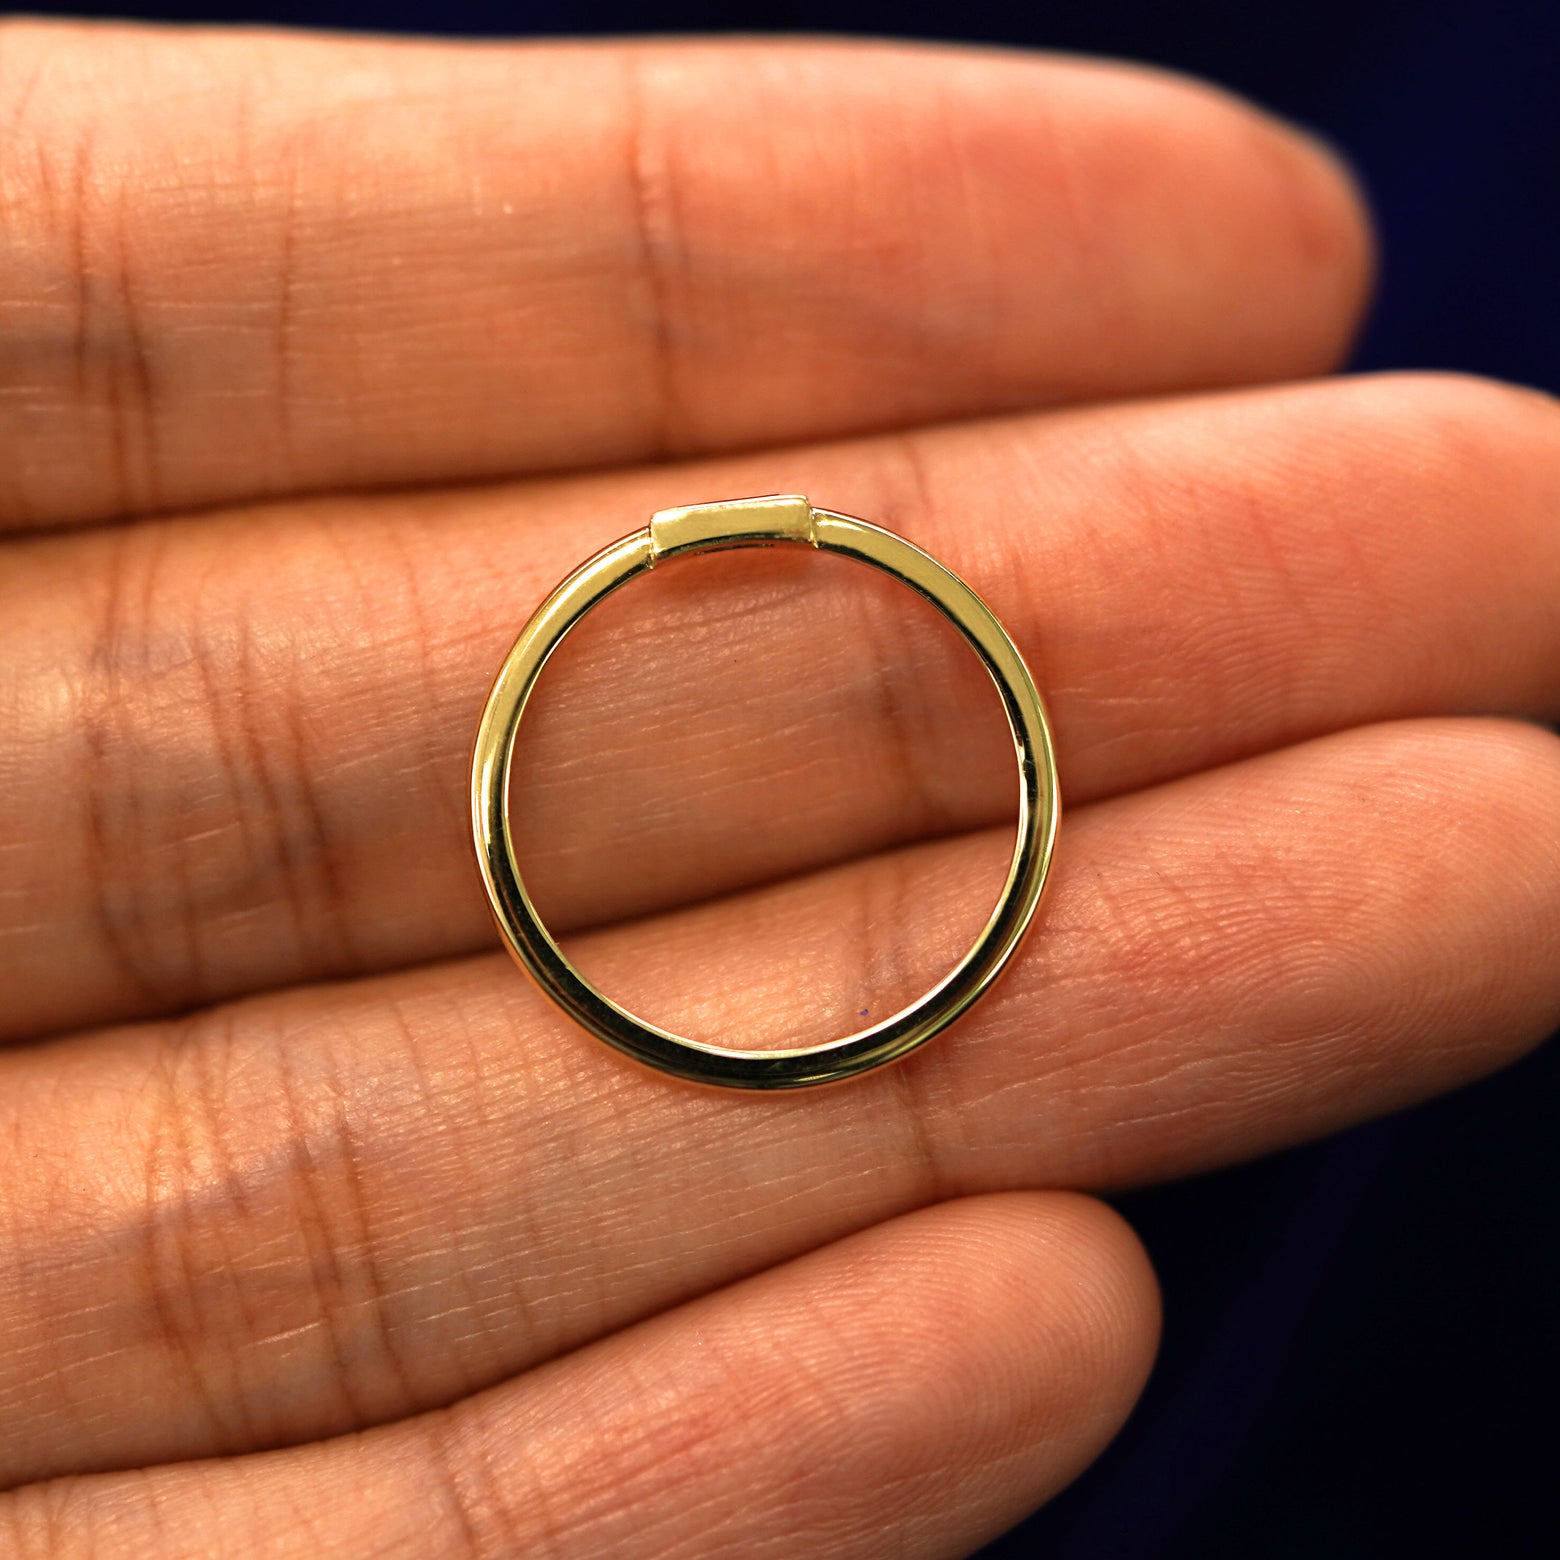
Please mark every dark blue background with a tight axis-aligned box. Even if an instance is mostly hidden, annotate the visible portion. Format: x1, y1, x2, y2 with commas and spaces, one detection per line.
27, 3, 1560, 1554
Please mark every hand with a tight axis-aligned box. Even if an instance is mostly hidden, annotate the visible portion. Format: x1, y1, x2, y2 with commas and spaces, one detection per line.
1, 20, 1556, 1558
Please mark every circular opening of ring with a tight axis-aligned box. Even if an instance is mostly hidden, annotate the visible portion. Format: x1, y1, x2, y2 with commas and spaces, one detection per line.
501, 526, 1028, 1062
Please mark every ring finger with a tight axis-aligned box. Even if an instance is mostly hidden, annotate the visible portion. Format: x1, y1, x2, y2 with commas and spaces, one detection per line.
1, 714, 1556, 1483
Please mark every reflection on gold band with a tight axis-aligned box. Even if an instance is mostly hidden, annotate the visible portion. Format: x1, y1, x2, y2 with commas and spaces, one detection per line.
471, 496, 1060, 1090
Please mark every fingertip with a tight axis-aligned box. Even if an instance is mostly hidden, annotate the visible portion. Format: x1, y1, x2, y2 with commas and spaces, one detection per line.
958, 1190, 1162, 1454
847, 1191, 1161, 1518
1250, 114, 1378, 364
1130, 65, 1378, 376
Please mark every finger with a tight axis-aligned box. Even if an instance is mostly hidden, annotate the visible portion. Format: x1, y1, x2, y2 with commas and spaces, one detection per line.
0, 21, 1370, 530
2, 717, 1555, 1482
5, 374, 1560, 1039
0, 1195, 1157, 1559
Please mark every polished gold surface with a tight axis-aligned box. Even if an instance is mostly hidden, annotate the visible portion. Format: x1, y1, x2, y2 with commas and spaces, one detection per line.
471, 496, 1060, 1089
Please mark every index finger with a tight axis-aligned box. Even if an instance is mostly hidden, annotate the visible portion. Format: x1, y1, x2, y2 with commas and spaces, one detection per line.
0, 22, 1371, 529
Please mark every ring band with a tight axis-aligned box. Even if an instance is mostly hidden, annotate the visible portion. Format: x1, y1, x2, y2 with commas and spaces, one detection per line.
471, 495, 1060, 1089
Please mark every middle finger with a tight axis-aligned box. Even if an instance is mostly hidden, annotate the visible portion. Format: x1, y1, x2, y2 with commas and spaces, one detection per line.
4, 373, 1559, 1039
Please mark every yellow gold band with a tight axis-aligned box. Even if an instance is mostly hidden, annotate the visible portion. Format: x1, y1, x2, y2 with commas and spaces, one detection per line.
471, 495, 1060, 1089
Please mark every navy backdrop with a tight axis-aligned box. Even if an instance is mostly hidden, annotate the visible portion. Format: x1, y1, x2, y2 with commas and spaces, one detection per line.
25, 2, 1560, 1555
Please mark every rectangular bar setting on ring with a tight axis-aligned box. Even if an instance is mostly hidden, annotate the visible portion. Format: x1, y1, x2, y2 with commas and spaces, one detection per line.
649, 494, 819, 562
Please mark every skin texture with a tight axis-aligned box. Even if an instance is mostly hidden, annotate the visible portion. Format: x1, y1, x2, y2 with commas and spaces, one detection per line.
1, 18, 1557, 1560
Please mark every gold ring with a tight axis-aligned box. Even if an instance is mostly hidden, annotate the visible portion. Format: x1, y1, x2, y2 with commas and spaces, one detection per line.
471, 495, 1060, 1089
